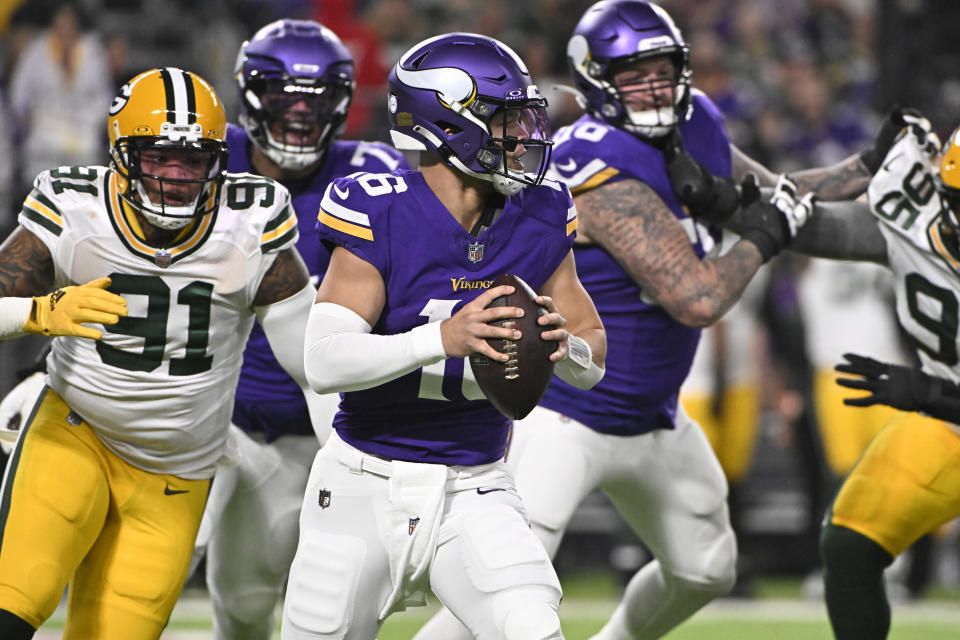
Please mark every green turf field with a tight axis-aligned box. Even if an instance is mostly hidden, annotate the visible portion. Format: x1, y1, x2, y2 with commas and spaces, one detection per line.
35, 574, 960, 639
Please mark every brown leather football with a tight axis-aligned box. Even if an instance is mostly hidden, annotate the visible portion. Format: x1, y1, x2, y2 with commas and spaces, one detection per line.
469, 273, 556, 419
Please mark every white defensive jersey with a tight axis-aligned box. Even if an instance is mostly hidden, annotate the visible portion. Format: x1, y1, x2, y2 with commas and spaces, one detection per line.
799, 258, 904, 370
18, 165, 298, 478
868, 133, 960, 385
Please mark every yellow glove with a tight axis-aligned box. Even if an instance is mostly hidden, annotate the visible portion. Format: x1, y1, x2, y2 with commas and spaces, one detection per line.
23, 277, 128, 340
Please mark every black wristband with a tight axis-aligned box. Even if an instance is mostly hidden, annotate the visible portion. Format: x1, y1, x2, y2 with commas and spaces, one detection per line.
738, 227, 780, 262
738, 200, 791, 262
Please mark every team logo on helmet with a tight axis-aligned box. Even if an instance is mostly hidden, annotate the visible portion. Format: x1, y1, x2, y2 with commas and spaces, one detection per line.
109, 83, 131, 116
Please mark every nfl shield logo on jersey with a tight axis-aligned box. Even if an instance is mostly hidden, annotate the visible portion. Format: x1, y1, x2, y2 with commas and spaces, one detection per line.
408, 517, 420, 535
318, 488, 332, 509
154, 248, 172, 268
467, 241, 484, 264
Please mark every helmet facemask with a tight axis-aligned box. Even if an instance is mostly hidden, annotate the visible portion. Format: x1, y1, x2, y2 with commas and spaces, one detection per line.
938, 127, 960, 245
603, 52, 690, 138
472, 101, 553, 195
114, 136, 228, 230
240, 76, 352, 170
937, 181, 960, 243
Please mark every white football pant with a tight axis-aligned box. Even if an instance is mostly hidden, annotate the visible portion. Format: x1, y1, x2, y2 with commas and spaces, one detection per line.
413, 405, 736, 640
280, 432, 564, 640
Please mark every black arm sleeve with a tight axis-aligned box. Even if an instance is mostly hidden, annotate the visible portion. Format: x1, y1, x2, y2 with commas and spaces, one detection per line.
916, 374, 960, 424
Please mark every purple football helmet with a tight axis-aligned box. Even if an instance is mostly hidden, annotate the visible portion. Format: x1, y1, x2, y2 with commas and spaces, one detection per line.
387, 33, 552, 195
568, 0, 692, 139
235, 19, 354, 170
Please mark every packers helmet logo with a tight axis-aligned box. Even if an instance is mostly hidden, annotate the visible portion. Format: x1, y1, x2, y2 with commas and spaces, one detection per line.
110, 83, 132, 116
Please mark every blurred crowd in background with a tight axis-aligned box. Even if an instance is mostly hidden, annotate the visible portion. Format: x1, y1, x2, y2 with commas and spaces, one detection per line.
3, 0, 959, 227
2, 0, 960, 599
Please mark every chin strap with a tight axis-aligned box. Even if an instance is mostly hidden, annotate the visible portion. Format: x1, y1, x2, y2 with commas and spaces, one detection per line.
469, 194, 505, 236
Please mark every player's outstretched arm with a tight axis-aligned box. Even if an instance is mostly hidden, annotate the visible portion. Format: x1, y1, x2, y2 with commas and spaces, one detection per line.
732, 144, 871, 202
577, 179, 763, 327
730, 106, 937, 202
0, 226, 127, 340
836, 353, 960, 423
786, 200, 888, 263
537, 251, 605, 389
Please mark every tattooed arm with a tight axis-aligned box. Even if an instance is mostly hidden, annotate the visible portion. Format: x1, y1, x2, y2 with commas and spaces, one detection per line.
0, 226, 56, 297
731, 145, 871, 201
577, 179, 763, 327
253, 248, 312, 306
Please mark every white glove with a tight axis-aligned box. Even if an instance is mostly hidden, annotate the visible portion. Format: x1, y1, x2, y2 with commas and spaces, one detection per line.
769, 174, 816, 238
901, 111, 941, 157
0, 372, 47, 453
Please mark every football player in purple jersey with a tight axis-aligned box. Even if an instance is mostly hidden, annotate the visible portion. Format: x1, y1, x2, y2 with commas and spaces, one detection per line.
279, 33, 605, 640
415, 2, 896, 640
192, 19, 408, 640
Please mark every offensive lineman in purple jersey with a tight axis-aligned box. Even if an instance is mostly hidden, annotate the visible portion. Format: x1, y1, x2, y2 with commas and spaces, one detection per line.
280, 33, 605, 640
415, 3, 893, 640
190, 20, 407, 640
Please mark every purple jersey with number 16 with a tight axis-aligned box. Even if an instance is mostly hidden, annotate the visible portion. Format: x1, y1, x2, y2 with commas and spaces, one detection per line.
543, 90, 730, 436
315, 169, 577, 465
226, 123, 406, 441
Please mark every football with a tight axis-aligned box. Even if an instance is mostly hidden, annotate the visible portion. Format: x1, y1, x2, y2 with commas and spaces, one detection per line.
469, 273, 556, 420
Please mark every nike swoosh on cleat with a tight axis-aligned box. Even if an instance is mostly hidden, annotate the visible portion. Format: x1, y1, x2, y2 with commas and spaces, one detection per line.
476, 487, 506, 495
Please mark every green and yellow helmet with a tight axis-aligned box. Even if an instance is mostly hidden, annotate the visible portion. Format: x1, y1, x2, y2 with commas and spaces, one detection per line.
108, 67, 229, 229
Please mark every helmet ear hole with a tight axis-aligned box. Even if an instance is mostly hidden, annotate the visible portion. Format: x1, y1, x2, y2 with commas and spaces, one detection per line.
435, 120, 463, 135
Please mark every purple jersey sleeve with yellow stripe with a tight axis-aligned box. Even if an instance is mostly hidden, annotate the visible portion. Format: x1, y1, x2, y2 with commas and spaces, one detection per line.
542, 91, 731, 436
226, 123, 408, 441
315, 170, 575, 464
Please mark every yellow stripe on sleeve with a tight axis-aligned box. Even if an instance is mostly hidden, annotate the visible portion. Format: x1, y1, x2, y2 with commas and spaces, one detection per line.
318, 210, 374, 241
570, 167, 620, 195
261, 215, 297, 245
24, 196, 63, 227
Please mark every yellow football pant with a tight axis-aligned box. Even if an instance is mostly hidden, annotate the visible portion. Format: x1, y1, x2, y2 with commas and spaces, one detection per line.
0, 387, 210, 638
681, 383, 761, 483
814, 369, 908, 477
830, 415, 960, 557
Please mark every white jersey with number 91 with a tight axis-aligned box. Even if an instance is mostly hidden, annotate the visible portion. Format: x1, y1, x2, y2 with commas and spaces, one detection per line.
17, 165, 298, 479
